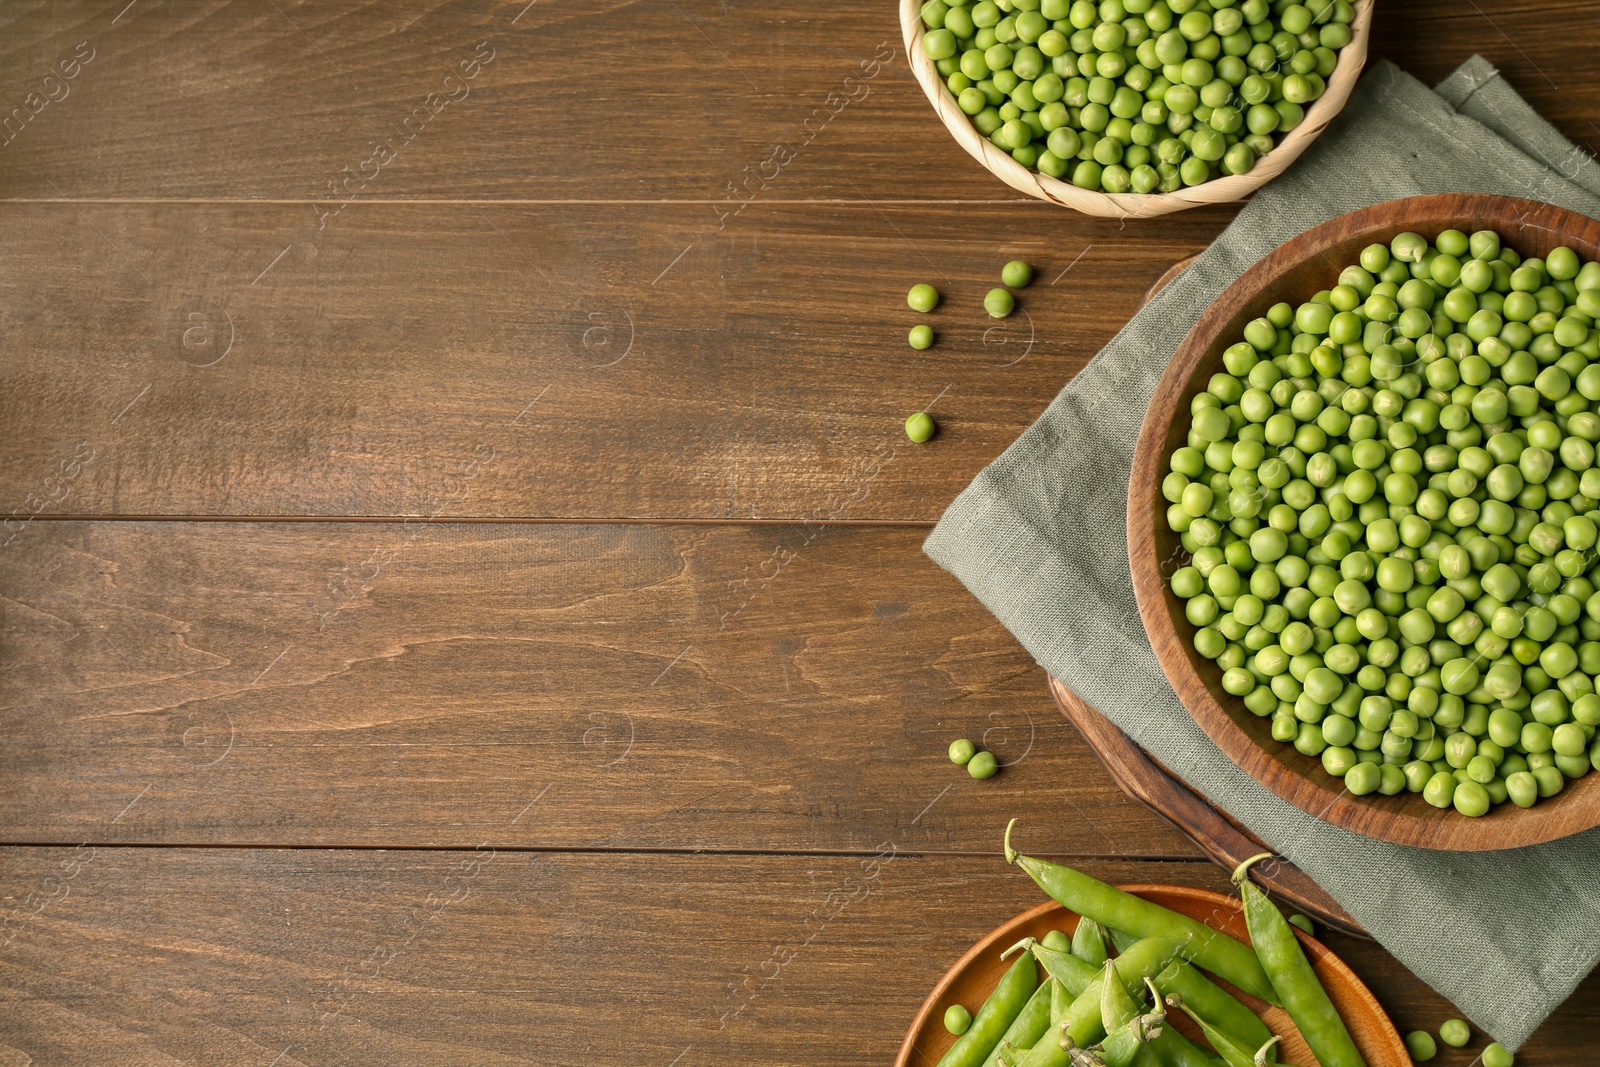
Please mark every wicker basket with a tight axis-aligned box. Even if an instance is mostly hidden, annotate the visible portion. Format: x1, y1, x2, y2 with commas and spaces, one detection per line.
900, 0, 1373, 218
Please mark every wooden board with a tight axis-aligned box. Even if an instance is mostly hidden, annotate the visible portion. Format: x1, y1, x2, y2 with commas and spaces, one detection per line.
0, 0, 1597, 1061
0, 519, 1199, 855
0, 200, 1219, 522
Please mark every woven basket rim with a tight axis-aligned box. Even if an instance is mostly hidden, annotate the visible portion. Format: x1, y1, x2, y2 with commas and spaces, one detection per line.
900, 0, 1375, 218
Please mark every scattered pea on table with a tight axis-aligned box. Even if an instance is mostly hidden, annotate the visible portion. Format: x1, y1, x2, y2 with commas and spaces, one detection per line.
1002, 260, 1034, 288
1438, 1019, 1471, 1047
906, 411, 937, 443
1404, 1030, 1438, 1062
1483, 1042, 1515, 1067
908, 283, 941, 312
967, 750, 999, 779
984, 287, 1016, 318
910, 324, 935, 350
944, 1003, 973, 1036
949, 738, 977, 765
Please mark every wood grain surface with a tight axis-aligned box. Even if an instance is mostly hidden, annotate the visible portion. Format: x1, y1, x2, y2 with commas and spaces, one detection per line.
1130, 195, 1600, 851
0, 0, 1597, 1063
0, 520, 1195, 854
0, 200, 1217, 521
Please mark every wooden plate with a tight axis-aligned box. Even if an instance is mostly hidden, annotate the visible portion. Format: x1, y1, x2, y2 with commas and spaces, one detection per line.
1129, 193, 1600, 851
896, 886, 1408, 1067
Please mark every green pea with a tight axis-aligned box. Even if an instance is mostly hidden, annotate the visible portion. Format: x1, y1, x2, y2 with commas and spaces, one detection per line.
984, 287, 1016, 318
944, 1003, 973, 1035
1437, 1019, 1470, 1048
1405, 1030, 1438, 1062
949, 738, 977, 765
907, 283, 940, 312
906, 411, 937, 443
1001, 260, 1034, 287
1346, 761, 1381, 795
1483, 1043, 1514, 1067
1507, 769, 1539, 808
967, 749, 999, 779
909, 324, 935, 350
1453, 779, 1490, 816
1423, 769, 1457, 808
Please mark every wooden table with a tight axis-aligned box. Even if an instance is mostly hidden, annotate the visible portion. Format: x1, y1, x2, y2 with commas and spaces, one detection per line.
0, 3, 1594, 1063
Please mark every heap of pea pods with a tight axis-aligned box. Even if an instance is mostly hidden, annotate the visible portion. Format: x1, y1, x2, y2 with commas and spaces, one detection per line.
1164, 227, 1600, 816
917, 0, 1357, 194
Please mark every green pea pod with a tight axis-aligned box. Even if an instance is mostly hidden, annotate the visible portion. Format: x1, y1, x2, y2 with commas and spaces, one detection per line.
1016, 937, 1192, 1067
1166, 994, 1261, 1067
1100, 961, 1140, 1030
1147, 1027, 1227, 1067
1006, 937, 1099, 997
1099, 1010, 1165, 1067
1101, 977, 1169, 1067
984, 979, 1059, 1067
1073, 918, 1110, 966
1110, 929, 1276, 1058
1006, 822, 1278, 1005
938, 949, 1039, 1067
1233, 855, 1367, 1067
1052, 978, 1072, 1027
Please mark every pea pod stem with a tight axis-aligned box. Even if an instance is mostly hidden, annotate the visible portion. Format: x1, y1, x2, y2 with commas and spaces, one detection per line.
1232, 856, 1367, 1067
1252, 1037, 1286, 1067
1005, 822, 1279, 1005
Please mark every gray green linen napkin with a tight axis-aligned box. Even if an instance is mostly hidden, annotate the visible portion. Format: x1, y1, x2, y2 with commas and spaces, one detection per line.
925, 57, 1600, 1050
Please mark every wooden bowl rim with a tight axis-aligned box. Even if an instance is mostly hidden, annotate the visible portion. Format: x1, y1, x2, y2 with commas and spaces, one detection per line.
897, 0, 1373, 218
1129, 192, 1600, 851
894, 884, 1407, 1067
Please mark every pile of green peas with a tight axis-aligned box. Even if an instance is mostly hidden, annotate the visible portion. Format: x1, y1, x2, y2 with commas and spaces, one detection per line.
1163, 228, 1600, 816
917, 0, 1356, 194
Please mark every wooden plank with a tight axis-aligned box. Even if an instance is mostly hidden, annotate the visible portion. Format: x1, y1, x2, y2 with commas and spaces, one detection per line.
0, 200, 1225, 521
0, 520, 1197, 855
0, 2, 1591, 202
4, 847, 1563, 1066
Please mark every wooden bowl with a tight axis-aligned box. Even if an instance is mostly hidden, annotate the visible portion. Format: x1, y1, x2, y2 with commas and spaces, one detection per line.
898, 0, 1372, 219
896, 885, 1407, 1067
1130, 193, 1600, 851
